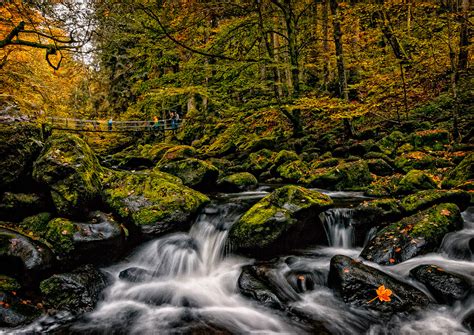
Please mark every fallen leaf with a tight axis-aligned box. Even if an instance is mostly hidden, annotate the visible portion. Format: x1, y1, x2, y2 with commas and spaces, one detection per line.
368, 285, 393, 303
389, 258, 396, 264
440, 209, 451, 216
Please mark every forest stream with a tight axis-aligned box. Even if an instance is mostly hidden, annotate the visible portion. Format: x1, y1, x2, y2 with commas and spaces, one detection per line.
11, 189, 473, 335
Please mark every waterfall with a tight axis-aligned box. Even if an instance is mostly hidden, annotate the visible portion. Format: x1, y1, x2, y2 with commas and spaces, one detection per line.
320, 208, 355, 249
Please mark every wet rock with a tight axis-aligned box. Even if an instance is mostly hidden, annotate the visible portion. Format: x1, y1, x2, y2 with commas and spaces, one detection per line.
32, 134, 103, 217
401, 189, 471, 214
305, 160, 373, 191
238, 265, 285, 310
229, 186, 333, 256
409, 265, 471, 304
102, 169, 209, 236
354, 198, 403, 224
361, 203, 462, 265
0, 289, 40, 327
463, 310, 474, 332
0, 227, 54, 278
328, 255, 430, 314
396, 170, 437, 194
217, 172, 258, 193
158, 158, 219, 191
40, 264, 108, 314
0, 123, 43, 191
119, 267, 152, 283
442, 153, 473, 189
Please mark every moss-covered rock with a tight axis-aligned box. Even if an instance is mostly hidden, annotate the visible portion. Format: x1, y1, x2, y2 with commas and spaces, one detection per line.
412, 129, 449, 151
0, 192, 50, 222
394, 151, 451, 172
139, 143, 174, 163
0, 275, 21, 292
245, 149, 276, 175
229, 186, 333, 256
158, 158, 219, 191
364, 174, 403, 197
401, 189, 471, 214
376, 131, 406, 156
442, 153, 473, 189
364, 152, 395, 166
40, 264, 108, 314
305, 160, 373, 190
0, 123, 43, 190
276, 160, 308, 182
397, 170, 437, 194
311, 157, 340, 169
353, 198, 403, 226
19, 212, 52, 235
102, 170, 209, 236
367, 158, 394, 176
274, 150, 299, 167
239, 137, 276, 153
217, 172, 258, 192
158, 145, 197, 164
361, 203, 462, 265
32, 134, 103, 217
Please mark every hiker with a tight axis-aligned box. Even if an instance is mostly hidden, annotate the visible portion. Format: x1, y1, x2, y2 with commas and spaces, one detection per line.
108, 118, 113, 131
170, 112, 176, 130
152, 116, 160, 131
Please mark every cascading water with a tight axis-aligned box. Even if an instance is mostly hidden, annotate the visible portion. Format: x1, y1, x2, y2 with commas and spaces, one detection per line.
12, 192, 473, 335
320, 208, 355, 249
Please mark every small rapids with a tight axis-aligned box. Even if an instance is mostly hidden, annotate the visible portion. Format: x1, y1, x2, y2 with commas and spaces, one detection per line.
11, 191, 474, 335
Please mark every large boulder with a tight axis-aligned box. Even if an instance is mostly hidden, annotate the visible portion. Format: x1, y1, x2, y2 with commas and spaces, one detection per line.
0, 123, 43, 190
396, 169, 437, 194
157, 145, 197, 164
229, 186, 333, 256
217, 172, 258, 192
276, 160, 308, 183
442, 153, 473, 189
306, 160, 373, 190
157, 158, 219, 191
394, 151, 451, 173
411, 129, 449, 151
40, 264, 108, 314
361, 203, 462, 265
102, 170, 209, 236
409, 264, 471, 305
32, 134, 103, 217
401, 189, 471, 214
274, 150, 299, 167
367, 158, 394, 176
376, 131, 406, 156
328, 255, 430, 315
0, 227, 54, 279
245, 149, 275, 175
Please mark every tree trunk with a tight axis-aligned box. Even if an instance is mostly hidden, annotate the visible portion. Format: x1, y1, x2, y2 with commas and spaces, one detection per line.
330, 0, 354, 138
322, 0, 330, 91
458, 0, 470, 71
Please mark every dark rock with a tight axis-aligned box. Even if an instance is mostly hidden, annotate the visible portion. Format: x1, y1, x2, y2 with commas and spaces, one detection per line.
367, 159, 394, 177
328, 255, 430, 314
119, 267, 152, 283
217, 172, 258, 192
0, 192, 51, 222
0, 290, 40, 327
361, 203, 462, 265
442, 153, 473, 189
40, 264, 108, 314
409, 264, 471, 304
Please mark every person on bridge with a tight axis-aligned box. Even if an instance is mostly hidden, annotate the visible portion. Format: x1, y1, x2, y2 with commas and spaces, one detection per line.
152, 116, 159, 131
108, 118, 113, 131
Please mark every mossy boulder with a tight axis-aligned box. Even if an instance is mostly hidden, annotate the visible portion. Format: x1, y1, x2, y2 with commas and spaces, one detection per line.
394, 151, 451, 172
246, 149, 276, 175
306, 160, 373, 190
32, 134, 103, 217
274, 150, 299, 167
442, 153, 473, 189
0, 275, 21, 292
229, 186, 333, 256
364, 174, 403, 197
239, 137, 276, 153
40, 264, 108, 314
157, 158, 219, 191
364, 152, 395, 166
0, 192, 50, 222
0, 227, 54, 278
412, 129, 449, 151
102, 170, 209, 236
361, 203, 462, 265
0, 123, 43, 190
311, 157, 340, 169
276, 160, 308, 182
158, 145, 196, 164
217, 172, 258, 192
376, 131, 406, 156
139, 143, 174, 163
396, 169, 437, 194
367, 158, 394, 176
353, 198, 403, 226
401, 189, 471, 214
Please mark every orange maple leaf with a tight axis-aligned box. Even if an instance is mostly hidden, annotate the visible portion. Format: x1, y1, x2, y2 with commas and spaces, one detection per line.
440, 209, 451, 216
368, 285, 392, 303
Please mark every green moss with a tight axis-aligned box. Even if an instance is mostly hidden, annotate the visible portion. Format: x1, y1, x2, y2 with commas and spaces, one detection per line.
377, 131, 406, 156
158, 145, 196, 164
277, 160, 308, 182
158, 158, 219, 189
246, 149, 276, 173
0, 275, 21, 291
139, 143, 174, 162
32, 134, 103, 217
412, 129, 449, 151
102, 170, 209, 228
305, 160, 373, 190
401, 189, 471, 213
367, 158, 394, 176
45, 218, 76, 254
396, 143, 415, 155
397, 169, 437, 194
311, 158, 340, 169
365, 174, 403, 197
409, 203, 461, 243
442, 153, 473, 189
274, 150, 299, 167
221, 172, 258, 188
20, 212, 52, 234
